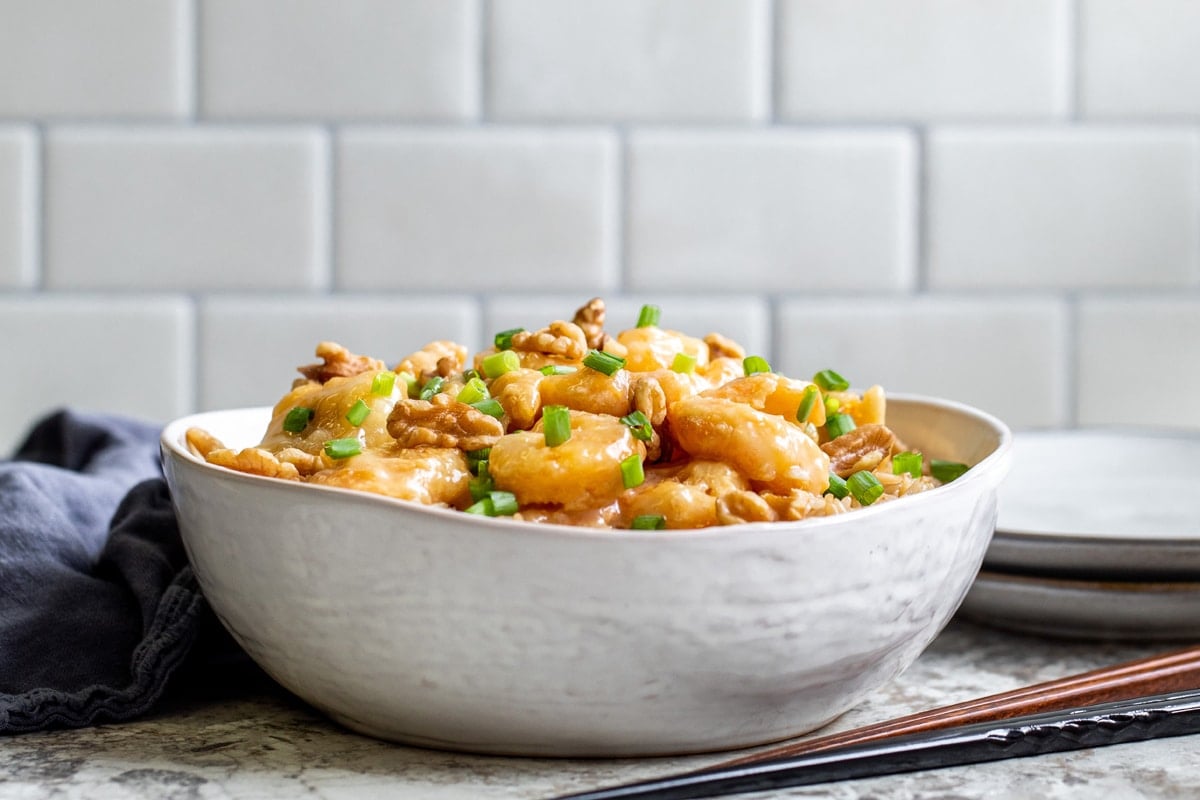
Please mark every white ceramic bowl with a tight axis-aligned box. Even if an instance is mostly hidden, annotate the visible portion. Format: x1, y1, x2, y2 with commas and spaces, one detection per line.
161, 394, 1011, 757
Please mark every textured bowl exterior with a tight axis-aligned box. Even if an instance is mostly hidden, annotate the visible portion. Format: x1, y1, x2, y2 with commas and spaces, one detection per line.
161, 395, 1010, 756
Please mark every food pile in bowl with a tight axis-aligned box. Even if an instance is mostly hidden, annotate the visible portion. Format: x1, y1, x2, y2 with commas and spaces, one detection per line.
163, 297, 1010, 757
186, 298, 970, 530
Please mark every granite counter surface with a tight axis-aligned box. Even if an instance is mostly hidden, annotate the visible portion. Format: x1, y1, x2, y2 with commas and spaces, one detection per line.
3, 620, 1199, 800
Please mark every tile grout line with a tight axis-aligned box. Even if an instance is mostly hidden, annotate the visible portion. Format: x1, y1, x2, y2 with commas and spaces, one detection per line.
187, 0, 201, 121
1064, 291, 1080, 428
766, 0, 780, 124
32, 122, 46, 291
914, 126, 929, 292
615, 125, 631, 293
477, 0, 490, 124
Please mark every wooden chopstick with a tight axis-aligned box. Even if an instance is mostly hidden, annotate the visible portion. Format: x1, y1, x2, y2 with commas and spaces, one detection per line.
709, 642, 1200, 769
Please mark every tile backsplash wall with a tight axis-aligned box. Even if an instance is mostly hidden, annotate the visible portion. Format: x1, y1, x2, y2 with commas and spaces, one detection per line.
1, 0, 1198, 453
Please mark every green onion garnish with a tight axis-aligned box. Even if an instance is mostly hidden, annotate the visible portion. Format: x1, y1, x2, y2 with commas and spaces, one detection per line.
824, 473, 849, 499
464, 497, 492, 515
620, 453, 644, 489
542, 405, 571, 447
619, 410, 654, 441
345, 399, 370, 426
813, 369, 850, 392
824, 396, 841, 414
847, 471, 884, 506
671, 352, 696, 373
469, 462, 494, 501
470, 398, 505, 419
456, 377, 489, 406
494, 328, 524, 351
283, 406, 314, 433
631, 514, 666, 530
465, 448, 491, 474
636, 304, 661, 328
418, 376, 444, 401
462, 368, 480, 382
482, 350, 521, 379
398, 371, 418, 398
539, 364, 577, 376
488, 490, 519, 516
323, 437, 362, 460
371, 371, 396, 397
583, 349, 626, 376
743, 355, 772, 375
892, 451, 923, 478
795, 385, 819, 423
931, 459, 970, 483
825, 412, 856, 439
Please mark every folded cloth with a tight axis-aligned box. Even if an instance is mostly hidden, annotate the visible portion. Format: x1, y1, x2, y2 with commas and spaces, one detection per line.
0, 410, 247, 733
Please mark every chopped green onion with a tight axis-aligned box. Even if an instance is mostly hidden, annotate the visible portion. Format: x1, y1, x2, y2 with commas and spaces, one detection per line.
418, 376, 444, 401
470, 398, 505, 419
743, 355, 772, 376
464, 490, 519, 517
488, 490, 519, 516
493, 328, 524, 351
283, 406, 314, 433
847, 471, 884, 506
397, 371, 418, 398
539, 364, 577, 376
456, 376, 489, 406
371, 371, 396, 397
323, 437, 362, 460
620, 453, 645, 489
465, 448, 491, 474
583, 349, 626, 376
824, 473, 849, 499
824, 395, 841, 414
825, 412, 856, 439
345, 399, 370, 426
636, 304, 661, 328
931, 459, 970, 483
619, 410, 653, 442
671, 352, 696, 373
795, 385, 819, 423
469, 462, 494, 501
892, 451, 923, 478
631, 514, 666, 530
482, 350, 521, 379
542, 405, 571, 447
813, 369, 850, 392
461, 368, 480, 383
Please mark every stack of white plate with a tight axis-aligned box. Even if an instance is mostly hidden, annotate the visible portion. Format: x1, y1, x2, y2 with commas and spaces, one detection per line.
957, 430, 1200, 641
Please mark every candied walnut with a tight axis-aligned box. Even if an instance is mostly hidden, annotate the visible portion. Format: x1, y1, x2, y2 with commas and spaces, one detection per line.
395, 341, 468, 379
716, 490, 777, 525
297, 341, 386, 384
435, 356, 459, 378
186, 427, 224, 458
511, 320, 588, 361
387, 394, 504, 451
821, 424, 902, 478
275, 447, 324, 476
491, 368, 543, 430
763, 489, 851, 520
704, 332, 745, 360
573, 297, 607, 350
632, 374, 668, 426
207, 448, 301, 481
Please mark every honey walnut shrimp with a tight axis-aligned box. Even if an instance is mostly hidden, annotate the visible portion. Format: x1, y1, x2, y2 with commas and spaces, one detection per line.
188, 298, 961, 529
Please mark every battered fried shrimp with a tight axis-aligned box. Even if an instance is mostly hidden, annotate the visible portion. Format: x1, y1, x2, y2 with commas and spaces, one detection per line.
297, 341, 387, 384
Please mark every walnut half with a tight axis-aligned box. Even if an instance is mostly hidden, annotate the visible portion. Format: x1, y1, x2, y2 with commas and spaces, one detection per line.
387, 394, 504, 451
511, 320, 588, 361
821, 424, 902, 478
297, 341, 386, 384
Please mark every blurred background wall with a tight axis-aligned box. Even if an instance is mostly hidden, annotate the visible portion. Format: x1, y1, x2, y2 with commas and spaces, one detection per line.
1, 0, 1198, 453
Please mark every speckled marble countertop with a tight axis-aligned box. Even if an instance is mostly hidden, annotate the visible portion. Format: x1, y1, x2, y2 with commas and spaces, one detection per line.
3, 620, 1199, 800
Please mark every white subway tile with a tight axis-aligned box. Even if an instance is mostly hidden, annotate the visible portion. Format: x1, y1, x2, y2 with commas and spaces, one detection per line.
0, 0, 188, 118
0, 127, 36, 288
1078, 298, 1200, 429
928, 129, 1199, 289
483, 295, 771, 360
489, 0, 768, 121
779, 0, 1069, 120
778, 297, 1069, 429
0, 296, 194, 456
45, 127, 328, 291
337, 128, 617, 291
627, 130, 916, 292
201, 0, 477, 120
1082, 0, 1200, 117
199, 296, 479, 410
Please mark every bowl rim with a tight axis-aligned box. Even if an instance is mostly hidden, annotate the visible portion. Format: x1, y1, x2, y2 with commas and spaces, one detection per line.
161, 392, 1012, 542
